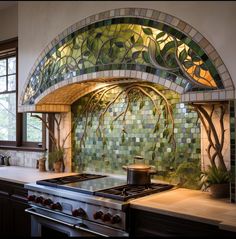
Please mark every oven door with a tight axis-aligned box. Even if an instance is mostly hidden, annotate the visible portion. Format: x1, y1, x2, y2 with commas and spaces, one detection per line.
25, 207, 128, 237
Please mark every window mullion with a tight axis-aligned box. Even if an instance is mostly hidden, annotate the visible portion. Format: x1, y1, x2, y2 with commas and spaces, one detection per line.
6, 57, 8, 91
16, 113, 23, 147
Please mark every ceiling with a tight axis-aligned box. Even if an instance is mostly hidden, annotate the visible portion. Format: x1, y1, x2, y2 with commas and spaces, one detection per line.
0, 1, 17, 10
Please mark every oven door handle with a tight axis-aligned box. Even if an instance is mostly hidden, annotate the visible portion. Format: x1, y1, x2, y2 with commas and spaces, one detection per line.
25, 208, 74, 228
75, 223, 109, 237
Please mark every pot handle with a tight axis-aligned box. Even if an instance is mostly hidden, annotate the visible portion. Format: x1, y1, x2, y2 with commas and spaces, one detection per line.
148, 169, 157, 175
134, 156, 144, 160
122, 166, 128, 171
148, 166, 157, 175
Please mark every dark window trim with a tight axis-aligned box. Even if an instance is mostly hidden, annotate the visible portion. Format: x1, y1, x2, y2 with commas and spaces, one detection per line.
0, 53, 16, 60
0, 145, 46, 152
22, 113, 46, 150
0, 38, 46, 151
0, 37, 18, 52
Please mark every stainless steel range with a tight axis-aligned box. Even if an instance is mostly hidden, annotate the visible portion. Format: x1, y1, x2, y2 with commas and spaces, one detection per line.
25, 174, 173, 237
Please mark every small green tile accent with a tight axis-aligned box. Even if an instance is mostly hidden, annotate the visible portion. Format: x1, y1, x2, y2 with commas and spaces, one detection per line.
71, 83, 201, 189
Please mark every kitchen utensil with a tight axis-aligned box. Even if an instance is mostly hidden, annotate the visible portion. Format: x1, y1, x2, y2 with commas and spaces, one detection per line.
122, 156, 156, 185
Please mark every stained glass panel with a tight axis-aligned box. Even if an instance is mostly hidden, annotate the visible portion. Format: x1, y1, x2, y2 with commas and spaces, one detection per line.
22, 19, 223, 105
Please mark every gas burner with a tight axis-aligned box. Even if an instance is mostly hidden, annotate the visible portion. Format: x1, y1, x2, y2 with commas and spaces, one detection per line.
95, 183, 174, 201
36, 174, 106, 187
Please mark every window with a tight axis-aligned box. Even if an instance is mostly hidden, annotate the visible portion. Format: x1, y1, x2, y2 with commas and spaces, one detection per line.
23, 113, 43, 144
0, 42, 17, 145
0, 38, 46, 150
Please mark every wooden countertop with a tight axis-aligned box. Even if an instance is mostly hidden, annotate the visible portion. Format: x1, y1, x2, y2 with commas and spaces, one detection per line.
130, 187, 236, 232
0, 166, 76, 184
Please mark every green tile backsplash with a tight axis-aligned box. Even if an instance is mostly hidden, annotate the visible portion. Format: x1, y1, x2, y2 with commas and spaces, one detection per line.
71, 83, 201, 189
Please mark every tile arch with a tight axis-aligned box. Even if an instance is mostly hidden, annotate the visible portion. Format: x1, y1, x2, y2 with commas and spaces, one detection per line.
19, 70, 184, 112
19, 7, 234, 112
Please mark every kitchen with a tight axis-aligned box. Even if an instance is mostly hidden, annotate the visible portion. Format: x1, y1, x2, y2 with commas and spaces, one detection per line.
0, 1, 236, 237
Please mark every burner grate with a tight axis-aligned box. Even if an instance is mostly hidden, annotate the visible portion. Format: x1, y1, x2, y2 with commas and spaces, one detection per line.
95, 183, 174, 201
36, 174, 106, 187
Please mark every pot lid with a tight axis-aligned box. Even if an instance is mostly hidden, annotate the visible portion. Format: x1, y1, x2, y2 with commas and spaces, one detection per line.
125, 163, 151, 170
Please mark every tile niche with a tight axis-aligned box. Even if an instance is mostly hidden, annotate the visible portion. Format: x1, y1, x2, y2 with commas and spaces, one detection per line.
71, 82, 201, 189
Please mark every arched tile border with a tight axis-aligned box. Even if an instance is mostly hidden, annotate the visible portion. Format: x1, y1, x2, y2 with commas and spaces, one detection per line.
18, 69, 184, 112
19, 7, 234, 112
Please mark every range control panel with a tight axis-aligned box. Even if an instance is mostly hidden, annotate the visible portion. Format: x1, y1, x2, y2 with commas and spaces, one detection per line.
27, 190, 126, 230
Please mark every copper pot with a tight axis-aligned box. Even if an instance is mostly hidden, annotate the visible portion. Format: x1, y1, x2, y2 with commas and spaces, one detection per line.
122, 156, 156, 185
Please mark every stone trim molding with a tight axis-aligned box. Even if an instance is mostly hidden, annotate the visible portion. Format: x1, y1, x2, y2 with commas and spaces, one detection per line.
19, 7, 234, 110
19, 70, 233, 113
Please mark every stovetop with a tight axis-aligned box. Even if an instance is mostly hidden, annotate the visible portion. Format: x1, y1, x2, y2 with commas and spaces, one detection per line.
36, 174, 106, 187
95, 183, 174, 201
36, 173, 173, 201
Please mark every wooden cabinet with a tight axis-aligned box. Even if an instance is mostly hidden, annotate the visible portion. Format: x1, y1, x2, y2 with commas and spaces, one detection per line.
0, 180, 30, 237
129, 208, 236, 237
0, 190, 10, 235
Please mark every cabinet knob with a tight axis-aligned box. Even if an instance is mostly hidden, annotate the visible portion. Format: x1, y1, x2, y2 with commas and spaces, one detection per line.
50, 202, 62, 211
27, 195, 36, 202
35, 196, 44, 204
111, 215, 121, 224
102, 213, 112, 222
93, 211, 103, 220
72, 208, 86, 217
43, 198, 53, 206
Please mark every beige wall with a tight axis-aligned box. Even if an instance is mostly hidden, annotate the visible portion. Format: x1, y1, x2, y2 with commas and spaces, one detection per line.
0, 5, 18, 41
201, 107, 230, 171
18, 1, 236, 101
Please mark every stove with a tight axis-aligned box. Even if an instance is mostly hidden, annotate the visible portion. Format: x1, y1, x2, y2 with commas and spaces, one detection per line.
25, 173, 173, 237
36, 174, 106, 187
95, 183, 173, 201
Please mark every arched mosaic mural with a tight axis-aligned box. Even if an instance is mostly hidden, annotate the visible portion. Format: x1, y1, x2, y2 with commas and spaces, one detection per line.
20, 8, 234, 110
71, 82, 201, 189
18, 8, 235, 199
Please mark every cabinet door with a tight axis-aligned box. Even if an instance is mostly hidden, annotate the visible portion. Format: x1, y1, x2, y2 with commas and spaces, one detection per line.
10, 198, 31, 237
129, 208, 232, 237
0, 180, 30, 237
0, 191, 10, 235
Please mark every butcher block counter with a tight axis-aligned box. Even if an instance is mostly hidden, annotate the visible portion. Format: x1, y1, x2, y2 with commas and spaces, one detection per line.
130, 187, 236, 233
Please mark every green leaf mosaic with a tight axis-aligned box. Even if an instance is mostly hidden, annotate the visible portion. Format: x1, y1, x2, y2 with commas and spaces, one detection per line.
71, 83, 201, 189
22, 17, 223, 105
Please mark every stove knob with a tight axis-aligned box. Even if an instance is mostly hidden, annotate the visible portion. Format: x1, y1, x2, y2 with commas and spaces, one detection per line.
93, 211, 103, 220
43, 198, 53, 206
50, 202, 62, 211
72, 208, 86, 217
101, 213, 112, 222
111, 215, 121, 224
27, 195, 36, 202
35, 196, 44, 204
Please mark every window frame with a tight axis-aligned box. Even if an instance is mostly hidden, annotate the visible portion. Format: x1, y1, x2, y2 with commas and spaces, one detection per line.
0, 38, 46, 152
21, 113, 46, 148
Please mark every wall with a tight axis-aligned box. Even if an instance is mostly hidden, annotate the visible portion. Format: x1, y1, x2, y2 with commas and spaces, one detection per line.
201, 106, 230, 171
71, 83, 201, 189
0, 5, 18, 41
0, 149, 44, 168
0, 4, 44, 169
18, 1, 236, 102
